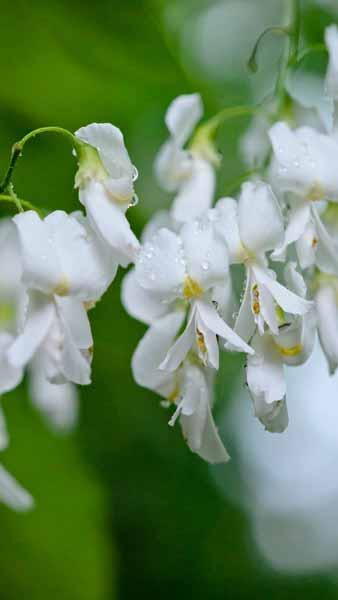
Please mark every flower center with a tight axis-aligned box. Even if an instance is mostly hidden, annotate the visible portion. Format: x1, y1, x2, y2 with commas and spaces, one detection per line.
183, 276, 203, 299
307, 182, 325, 202
275, 342, 303, 357
53, 277, 70, 296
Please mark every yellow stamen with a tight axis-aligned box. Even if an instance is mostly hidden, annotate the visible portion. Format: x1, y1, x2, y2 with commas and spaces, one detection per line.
196, 329, 207, 353
252, 284, 260, 315
183, 276, 203, 299
275, 343, 303, 357
53, 277, 70, 296
307, 182, 325, 202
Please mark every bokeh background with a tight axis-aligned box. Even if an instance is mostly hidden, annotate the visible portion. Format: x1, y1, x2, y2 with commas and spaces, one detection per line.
1, 0, 338, 598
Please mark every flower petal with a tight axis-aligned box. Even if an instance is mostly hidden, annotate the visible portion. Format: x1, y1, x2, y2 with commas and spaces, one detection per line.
13, 211, 61, 294
0, 333, 24, 395
0, 465, 34, 512
135, 228, 185, 301
196, 300, 254, 354
316, 284, 338, 374
325, 24, 338, 101
246, 333, 286, 406
132, 311, 185, 395
238, 181, 284, 254
165, 94, 203, 145
253, 265, 312, 316
159, 307, 196, 372
213, 197, 244, 264
181, 217, 228, 291
29, 361, 78, 432
7, 292, 55, 368
75, 123, 134, 181
80, 180, 139, 267
312, 205, 338, 275
271, 202, 310, 261
171, 158, 215, 223
121, 268, 170, 325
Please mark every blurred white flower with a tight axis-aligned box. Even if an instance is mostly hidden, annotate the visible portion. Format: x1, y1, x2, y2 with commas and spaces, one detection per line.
155, 94, 216, 223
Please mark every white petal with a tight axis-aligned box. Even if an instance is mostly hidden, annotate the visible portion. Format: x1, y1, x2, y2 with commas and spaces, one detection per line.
45, 210, 117, 301
295, 221, 317, 269
75, 122, 134, 181
240, 114, 271, 168
165, 94, 203, 145
251, 394, 289, 433
0, 405, 8, 451
135, 228, 185, 301
7, 293, 55, 368
13, 211, 61, 294
284, 262, 307, 298
325, 25, 338, 101
246, 333, 286, 405
154, 141, 192, 192
259, 283, 279, 335
312, 205, 338, 275
316, 284, 338, 374
132, 311, 185, 396
159, 308, 196, 372
271, 202, 310, 261
29, 361, 78, 432
80, 181, 139, 267
181, 217, 228, 291
196, 311, 220, 369
0, 333, 24, 394
233, 269, 256, 342
213, 197, 244, 264
179, 367, 229, 463
269, 122, 338, 199
141, 210, 177, 243
171, 158, 215, 223
0, 465, 34, 511
253, 265, 312, 316
121, 269, 170, 325
55, 296, 92, 349
196, 300, 254, 354
238, 181, 284, 254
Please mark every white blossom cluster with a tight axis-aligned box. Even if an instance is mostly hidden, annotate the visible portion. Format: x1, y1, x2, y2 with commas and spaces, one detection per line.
1, 18, 338, 509
122, 24, 338, 464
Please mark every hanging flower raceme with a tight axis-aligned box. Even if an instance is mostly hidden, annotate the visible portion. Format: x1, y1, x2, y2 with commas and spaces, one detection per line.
155, 94, 218, 224
75, 123, 139, 267
213, 181, 312, 342
7, 210, 116, 386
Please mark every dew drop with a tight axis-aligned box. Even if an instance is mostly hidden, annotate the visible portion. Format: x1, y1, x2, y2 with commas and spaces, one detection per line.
201, 261, 209, 271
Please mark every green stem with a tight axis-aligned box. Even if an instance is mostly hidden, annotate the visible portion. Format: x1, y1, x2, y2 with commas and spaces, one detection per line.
247, 26, 290, 73
275, 0, 301, 112
0, 194, 41, 214
0, 126, 81, 195
192, 105, 259, 148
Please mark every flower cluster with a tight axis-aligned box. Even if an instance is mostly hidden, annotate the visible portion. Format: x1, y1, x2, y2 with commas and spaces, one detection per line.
1, 11, 338, 509
122, 24, 338, 462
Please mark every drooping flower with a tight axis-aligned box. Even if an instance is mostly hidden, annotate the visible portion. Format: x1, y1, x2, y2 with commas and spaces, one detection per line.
7, 210, 116, 386
269, 121, 338, 270
246, 263, 316, 432
128, 215, 253, 372
75, 123, 139, 267
154, 94, 217, 224
131, 311, 229, 463
214, 181, 312, 342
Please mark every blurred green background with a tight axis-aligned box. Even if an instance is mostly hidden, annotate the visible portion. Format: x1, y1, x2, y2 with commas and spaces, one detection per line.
0, 0, 337, 598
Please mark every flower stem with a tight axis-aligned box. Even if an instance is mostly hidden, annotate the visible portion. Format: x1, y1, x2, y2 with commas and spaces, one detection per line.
0, 193, 41, 215
0, 126, 82, 196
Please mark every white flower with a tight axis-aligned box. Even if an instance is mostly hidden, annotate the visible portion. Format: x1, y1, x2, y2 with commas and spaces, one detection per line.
0, 410, 33, 511
269, 121, 338, 270
131, 311, 229, 463
246, 263, 316, 432
75, 123, 139, 266
214, 181, 312, 341
155, 94, 216, 223
314, 273, 338, 374
325, 25, 338, 101
240, 114, 271, 169
7, 210, 115, 385
129, 216, 252, 371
